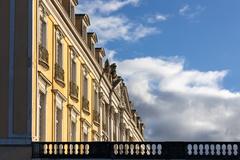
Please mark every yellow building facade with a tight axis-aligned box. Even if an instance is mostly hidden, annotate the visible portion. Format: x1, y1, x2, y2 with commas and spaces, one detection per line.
32, 0, 144, 142
0, 0, 144, 158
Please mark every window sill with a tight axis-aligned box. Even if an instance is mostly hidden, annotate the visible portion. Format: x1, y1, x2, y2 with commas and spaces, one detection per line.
93, 120, 100, 127
55, 77, 65, 88
83, 108, 90, 115
70, 94, 79, 102
39, 60, 49, 70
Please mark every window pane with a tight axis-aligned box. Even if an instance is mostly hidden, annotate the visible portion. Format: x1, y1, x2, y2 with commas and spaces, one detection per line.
83, 76, 88, 98
39, 92, 46, 141
71, 60, 76, 82
41, 20, 47, 47
56, 108, 62, 141
94, 91, 98, 110
71, 121, 76, 141
70, 4, 75, 22
57, 41, 63, 66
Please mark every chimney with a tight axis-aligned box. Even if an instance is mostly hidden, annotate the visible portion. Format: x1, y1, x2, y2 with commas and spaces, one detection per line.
87, 32, 98, 55
75, 14, 90, 42
95, 48, 105, 68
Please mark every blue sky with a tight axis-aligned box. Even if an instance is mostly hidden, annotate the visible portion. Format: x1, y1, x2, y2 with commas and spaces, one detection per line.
78, 0, 240, 140
106, 0, 240, 91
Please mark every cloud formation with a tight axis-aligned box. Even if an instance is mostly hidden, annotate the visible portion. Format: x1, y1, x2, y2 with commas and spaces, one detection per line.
78, 0, 139, 15
115, 56, 240, 141
179, 4, 205, 20
77, 0, 158, 44
147, 14, 168, 23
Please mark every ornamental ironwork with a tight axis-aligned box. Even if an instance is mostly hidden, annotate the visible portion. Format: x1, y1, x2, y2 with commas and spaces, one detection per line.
82, 96, 89, 112
70, 81, 79, 99
93, 109, 100, 123
55, 63, 64, 82
39, 44, 49, 69
102, 123, 107, 132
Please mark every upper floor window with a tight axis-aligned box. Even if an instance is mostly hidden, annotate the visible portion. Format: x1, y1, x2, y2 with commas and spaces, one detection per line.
69, 1, 75, 24
39, 6, 47, 48
56, 40, 63, 67
40, 18, 47, 48
94, 85, 98, 111
99, 57, 103, 67
55, 28, 65, 84
71, 52, 77, 83
70, 51, 79, 99
82, 68, 88, 98
82, 24, 87, 41
91, 42, 95, 54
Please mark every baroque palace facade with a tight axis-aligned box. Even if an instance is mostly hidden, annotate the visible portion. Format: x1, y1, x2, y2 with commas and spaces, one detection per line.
33, 0, 144, 142
0, 0, 144, 158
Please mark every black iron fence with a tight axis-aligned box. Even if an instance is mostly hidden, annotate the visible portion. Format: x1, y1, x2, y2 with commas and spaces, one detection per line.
32, 141, 240, 159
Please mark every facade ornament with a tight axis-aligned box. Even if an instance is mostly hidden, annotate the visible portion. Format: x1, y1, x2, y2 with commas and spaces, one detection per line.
55, 25, 64, 40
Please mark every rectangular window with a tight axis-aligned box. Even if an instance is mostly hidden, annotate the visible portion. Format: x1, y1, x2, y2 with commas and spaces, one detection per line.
56, 40, 63, 67
55, 95, 63, 141
94, 90, 98, 111
71, 59, 76, 83
39, 91, 46, 141
70, 110, 77, 141
102, 102, 105, 125
40, 19, 47, 48
82, 25, 87, 41
70, 4, 75, 23
83, 124, 88, 141
91, 42, 95, 54
83, 76, 88, 98
71, 121, 76, 141
99, 57, 102, 67
56, 108, 62, 141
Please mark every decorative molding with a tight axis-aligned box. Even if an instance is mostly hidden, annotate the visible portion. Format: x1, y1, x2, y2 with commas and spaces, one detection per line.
80, 118, 91, 127
52, 89, 67, 102
38, 71, 52, 86
39, 1, 49, 18
55, 25, 65, 40
67, 104, 80, 115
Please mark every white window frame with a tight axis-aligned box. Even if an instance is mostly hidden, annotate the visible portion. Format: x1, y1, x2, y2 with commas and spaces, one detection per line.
39, 5, 48, 48
82, 66, 88, 99
55, 28, 64, 67
70, 109, 77, 141
82, 122, 89, 142
93, 82, 98, 111
82, 23, 87, 41
71, 50, 77, 83
69, 0, 75, 23
55, 94, 63, 141
37, 77, 48, 141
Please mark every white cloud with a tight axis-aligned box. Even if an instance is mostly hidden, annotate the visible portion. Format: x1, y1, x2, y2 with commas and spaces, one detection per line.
115, 56, 240, 141
89, 15, 158, 44
179, 4, 205, 20
179, 4, 190, 16
78, 0, 139, 15
147, 14, 168, 23
105, 48, 118, 62
77, 0, 158, 44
